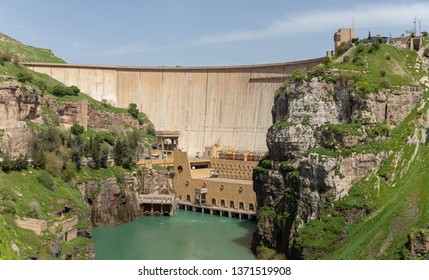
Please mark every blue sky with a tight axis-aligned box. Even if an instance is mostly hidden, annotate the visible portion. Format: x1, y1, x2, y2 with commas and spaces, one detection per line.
1, 0, 428, 66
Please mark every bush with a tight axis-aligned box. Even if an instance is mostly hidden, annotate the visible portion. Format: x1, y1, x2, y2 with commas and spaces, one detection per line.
62, 162, 78, 182
290, 69, 306, 82
69, 85, 80, 95
0, 153, 28, 172
51, 84, 79, 97
343, 55, 350, 62
70, 123, 84, 135
380, 70, 386, 77
44, 152, 62, 177
34, 79, 48, 91
17, 72, 34, 83
38, 171, 56, 190
0, 200, 16, 215
29, 201, 41, 218
128, 103, 139, 119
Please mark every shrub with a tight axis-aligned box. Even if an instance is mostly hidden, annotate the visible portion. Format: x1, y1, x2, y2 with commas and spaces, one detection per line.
290, 69, 306, 82
380, 70, 386, 77
343, 55, 350, 62
422, 31, 428, 37
34, 79, 48, 91
44, 152, 62, 177
29, 201, 41, 218
355, 44, 365, 54
51, 84, 79, 97
0, 200, 16, 215
69, 85, 80, 95
37, 171, 56, 190
128, 103, 139, 119
17, 72, 34, 83
62, 162, 78, 182
70, 123, 84, 135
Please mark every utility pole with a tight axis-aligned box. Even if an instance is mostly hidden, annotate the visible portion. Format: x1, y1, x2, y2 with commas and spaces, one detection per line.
414, 18, 417, 35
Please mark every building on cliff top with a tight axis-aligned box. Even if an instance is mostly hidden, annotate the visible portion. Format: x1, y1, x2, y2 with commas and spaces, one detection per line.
334, 27, 356, 51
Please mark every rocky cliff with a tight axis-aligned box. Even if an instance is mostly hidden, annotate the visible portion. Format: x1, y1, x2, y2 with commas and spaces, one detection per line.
79, 169, 174, 227
0, 80, 41, 157
252, 72, 425, 258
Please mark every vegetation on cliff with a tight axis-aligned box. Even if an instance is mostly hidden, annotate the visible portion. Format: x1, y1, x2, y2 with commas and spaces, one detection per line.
0, 33, 157, 259
255, 36, 429, 260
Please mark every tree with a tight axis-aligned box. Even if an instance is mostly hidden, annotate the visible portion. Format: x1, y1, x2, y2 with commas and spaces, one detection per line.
128, 103, 139, 119
70, 123, 84, 135
113, 139, 132, 169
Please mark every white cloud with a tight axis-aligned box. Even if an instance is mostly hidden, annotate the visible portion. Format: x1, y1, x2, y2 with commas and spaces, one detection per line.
194, 2, 429, 45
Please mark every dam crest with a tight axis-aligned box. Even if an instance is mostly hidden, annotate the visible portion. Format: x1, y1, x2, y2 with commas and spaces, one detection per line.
25, 58, 323, 155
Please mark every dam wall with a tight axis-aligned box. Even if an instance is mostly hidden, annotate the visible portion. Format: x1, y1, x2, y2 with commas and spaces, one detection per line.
25, 58, 323, 156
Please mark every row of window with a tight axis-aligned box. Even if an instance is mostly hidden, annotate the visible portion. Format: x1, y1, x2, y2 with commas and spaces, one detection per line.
217, 170, 252, 178
184, 195, 254, 211
211, 163, 254, 171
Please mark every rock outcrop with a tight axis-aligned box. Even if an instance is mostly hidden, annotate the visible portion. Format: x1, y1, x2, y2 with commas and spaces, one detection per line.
79, 169, 174, 227
0, 81, 41, 157
252, 77, 423, 258
404, 229, 429, 260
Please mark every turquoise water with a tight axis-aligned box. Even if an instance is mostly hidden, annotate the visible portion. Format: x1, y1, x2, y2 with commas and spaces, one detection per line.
92, 209, 257, 260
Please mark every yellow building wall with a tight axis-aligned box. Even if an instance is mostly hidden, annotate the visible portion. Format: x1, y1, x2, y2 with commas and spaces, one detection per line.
174, 151, 256, 211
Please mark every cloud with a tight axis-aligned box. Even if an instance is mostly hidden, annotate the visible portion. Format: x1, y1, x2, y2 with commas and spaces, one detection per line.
194, 2, 429, 45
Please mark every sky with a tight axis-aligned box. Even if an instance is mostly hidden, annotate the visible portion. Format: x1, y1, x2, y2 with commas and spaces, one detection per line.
1, 0, 428, 66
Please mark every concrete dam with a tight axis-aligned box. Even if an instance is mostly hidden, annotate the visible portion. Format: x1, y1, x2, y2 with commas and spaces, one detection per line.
25, 58, 323, 155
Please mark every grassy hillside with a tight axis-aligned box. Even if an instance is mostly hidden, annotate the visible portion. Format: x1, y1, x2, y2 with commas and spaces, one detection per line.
0, 33, 156, 259
0, 33, 65, 63
293, 38, 429, 259
0, 169, 92, 259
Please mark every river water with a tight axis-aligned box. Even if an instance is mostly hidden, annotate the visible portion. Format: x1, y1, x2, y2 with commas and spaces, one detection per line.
92, 209, 257, 260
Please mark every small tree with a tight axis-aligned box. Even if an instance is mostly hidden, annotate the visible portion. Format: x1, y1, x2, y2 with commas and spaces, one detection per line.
128, 103, 139, 119
70, 123, 84, 135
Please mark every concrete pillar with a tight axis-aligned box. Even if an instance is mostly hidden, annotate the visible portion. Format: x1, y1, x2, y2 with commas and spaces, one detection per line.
192, 206, 195, 212
210, 209, 213, 215
228, 212, 232, 218
80, 100, 88, 130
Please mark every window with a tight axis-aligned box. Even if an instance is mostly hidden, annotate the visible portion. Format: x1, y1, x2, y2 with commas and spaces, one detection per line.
211, 198, 216, 206
239, 202, 244, 209
186, 195, 191, 202
229, 201, 235, 208
177, 166, 183, 173
249, 203, 254, 211
221, 199, 225, 207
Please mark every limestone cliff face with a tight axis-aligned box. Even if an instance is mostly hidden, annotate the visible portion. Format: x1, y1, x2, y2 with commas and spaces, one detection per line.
252, 78, 423, 258
79, 170, 174, 227
0, 81, 41, 157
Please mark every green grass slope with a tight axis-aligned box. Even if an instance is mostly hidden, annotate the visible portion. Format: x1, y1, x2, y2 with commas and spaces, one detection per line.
293, 38, 429, 259
0, 169, 92, 260
0, 33, 65, 63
